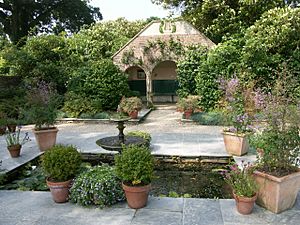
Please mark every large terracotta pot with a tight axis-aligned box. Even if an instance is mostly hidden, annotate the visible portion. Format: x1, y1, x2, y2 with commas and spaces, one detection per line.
222, 132, 249, 156
33, 127, 58, 151
184, 109, 193, 120
233, 192, 257, 215
46, 178, 72, 203
122, 183, 151, 209
129, 110, 139, 119
7, 144, 22, 158
253, 170, 300, 213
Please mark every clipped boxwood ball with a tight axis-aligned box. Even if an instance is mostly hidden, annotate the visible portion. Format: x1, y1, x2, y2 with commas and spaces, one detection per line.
42, 145, 82, 182
69, 165, 125, 207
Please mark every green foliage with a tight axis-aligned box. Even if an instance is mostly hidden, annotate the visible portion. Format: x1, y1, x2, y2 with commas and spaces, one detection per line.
0, 80, 26, 119
153, 0, 285, 43
42, 145, 82, 182
78, 112, 110, 119
251, 127, 300, 177
176, 46, 208, 98
191, 111, 226, 126
63, 92, 99, 118
0, 0, 102, 45
115, 145, 154, 186
126, 131, 152, 145
68, 18, 147, 62
66, 59, 130, 113
0, 164, 47, 191
11, 35, 69, 94
69, 165, 125, 207
241, 7, 300, 91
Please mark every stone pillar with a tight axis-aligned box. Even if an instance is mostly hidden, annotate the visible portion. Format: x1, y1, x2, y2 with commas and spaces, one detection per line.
145, 71, 153, 106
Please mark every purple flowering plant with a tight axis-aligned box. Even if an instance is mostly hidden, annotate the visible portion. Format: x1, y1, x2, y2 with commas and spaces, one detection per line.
219, 77, 254, 134
222, 161, 258, 198
249, 74, 300, 177
26, 81, 61, 130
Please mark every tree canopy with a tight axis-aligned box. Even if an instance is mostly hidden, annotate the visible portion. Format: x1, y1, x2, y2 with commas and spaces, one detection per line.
152, 0, 298, 43
0, 0, 102, 45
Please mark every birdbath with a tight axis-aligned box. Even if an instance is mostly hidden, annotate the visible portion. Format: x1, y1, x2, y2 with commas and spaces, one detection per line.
110, 117, 131, 144
96, 115, 147, 152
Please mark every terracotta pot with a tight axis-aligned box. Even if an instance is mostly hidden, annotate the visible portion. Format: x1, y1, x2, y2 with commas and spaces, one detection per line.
184, 110, 193, 119
33, 127, 58, 151
222, 132, 249, 156
253, 170, 300, 214
46, 178, 72, 203
7, 144, 22, 158
0, 125, 6, 135
129, 110, 139, 119
233, 192, 257, 215
7, 124, 16, 133
122, 183, 151, 209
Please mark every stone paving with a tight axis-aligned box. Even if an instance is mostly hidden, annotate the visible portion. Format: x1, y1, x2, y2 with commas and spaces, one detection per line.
0, 108, 229, 173
0, 190, 300, 225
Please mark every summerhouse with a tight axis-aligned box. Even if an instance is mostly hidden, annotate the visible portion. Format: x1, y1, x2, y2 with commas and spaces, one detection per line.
112, 20, 215, 104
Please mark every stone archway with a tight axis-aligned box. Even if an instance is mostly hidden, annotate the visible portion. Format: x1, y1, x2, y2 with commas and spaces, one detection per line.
151, 60, 178, 103
125, 66, 147, 99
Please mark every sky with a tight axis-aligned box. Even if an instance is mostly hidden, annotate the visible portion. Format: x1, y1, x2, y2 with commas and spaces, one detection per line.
90, 0, 172, 21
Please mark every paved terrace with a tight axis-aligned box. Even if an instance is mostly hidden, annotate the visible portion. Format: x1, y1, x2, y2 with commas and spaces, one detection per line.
1, 190, 300, 225
0, 108, 230, 173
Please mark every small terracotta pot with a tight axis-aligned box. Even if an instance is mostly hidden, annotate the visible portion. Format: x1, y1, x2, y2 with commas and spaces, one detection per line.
7, 144, 22, 158
129, 110, 138, 119
233, 192, 257, 215
184, 110, 193, 119
7, 124, 17, 133
33, 127, 58, 151
122, 183, 151, 209
46, 178, 72, 203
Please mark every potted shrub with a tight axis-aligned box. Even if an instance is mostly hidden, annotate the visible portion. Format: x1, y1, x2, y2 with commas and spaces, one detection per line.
176, 95, 201, 119
115, 145, 154, 209
219, 78, 255, 156
5, 127, 31, 158
26, 81, 61, 151
42, 145, 82, 203
119, 96, 143, 119
223, 162, 258, 215
250, 77, 300, 213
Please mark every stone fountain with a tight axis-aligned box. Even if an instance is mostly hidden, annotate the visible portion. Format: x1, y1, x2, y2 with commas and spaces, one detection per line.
96, 116, 147, 152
